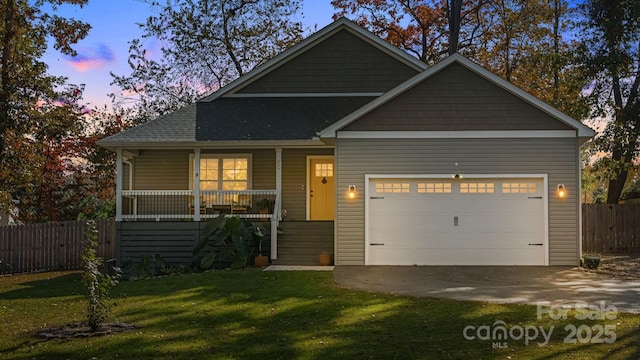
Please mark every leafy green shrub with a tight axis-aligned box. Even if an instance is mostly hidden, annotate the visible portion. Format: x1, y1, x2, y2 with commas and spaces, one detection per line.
194, 215, 264, 269
81, 220, 121, 331
129, 254, 195, 279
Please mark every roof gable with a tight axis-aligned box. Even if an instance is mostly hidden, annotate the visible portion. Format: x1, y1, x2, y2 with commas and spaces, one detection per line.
235, 29, 419, 94
319, 53, 596, 138
202, 18, 427, 101
342, 62, 574, 132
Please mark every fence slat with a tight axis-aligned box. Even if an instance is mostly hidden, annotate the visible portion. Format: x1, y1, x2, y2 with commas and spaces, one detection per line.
582, 204, 640, 254
0, 218, 116, 275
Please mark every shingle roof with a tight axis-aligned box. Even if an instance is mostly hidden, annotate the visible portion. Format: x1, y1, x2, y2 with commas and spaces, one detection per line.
99, 104, 197, 144
98, 96, 376, 145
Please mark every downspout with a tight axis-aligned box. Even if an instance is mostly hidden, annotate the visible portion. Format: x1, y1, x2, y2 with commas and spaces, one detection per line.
123, 160, 133, 190
194, 148, 201, 222
123, 159, 134, 219
271, 147, 282, 259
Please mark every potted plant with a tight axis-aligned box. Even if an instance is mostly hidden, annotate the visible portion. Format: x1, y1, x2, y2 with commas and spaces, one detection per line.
319, 251, 332, 266
254, 226, 269, 267
583, 254, 601, 270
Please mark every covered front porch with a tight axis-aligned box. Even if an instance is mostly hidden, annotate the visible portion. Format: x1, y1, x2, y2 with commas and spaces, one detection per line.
113, 146, 335, 263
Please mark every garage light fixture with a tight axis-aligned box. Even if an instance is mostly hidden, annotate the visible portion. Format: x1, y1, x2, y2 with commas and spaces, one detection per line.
348, 185, 357, 199
557, 184, 566, 198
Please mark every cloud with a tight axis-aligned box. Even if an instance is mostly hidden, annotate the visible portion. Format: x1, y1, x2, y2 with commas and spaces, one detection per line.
66, 43, 115, 72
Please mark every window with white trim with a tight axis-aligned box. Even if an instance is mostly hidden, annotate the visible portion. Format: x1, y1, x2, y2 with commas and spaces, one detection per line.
193, 155, 250, 191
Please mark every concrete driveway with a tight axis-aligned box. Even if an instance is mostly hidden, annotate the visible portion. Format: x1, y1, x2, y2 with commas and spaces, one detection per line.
334, 266, 640, 313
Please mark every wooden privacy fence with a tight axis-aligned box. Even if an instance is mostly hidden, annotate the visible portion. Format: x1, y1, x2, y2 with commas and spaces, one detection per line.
582, 204, 640, 254
0, 218, 116, 275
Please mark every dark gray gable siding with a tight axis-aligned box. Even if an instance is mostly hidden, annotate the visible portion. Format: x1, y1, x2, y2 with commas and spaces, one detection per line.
342, 63, 574, 131
195, 97, 375, 141
236, 29, 419, 94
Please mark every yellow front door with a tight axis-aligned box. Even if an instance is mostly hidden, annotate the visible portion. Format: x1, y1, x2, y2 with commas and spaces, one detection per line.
310, 158, 335, 220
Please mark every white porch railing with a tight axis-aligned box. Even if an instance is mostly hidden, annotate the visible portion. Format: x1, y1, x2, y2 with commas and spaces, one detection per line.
121, 190, 278, 221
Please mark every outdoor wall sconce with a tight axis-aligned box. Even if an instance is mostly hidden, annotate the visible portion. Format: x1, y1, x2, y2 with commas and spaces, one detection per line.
348, 185, 357, 199
557, 184, 566, 198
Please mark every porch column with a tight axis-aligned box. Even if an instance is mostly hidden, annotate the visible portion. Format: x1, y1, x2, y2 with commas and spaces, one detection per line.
115, 148, 123, 221
271, 147, 282, 259
194, 148, 201, 222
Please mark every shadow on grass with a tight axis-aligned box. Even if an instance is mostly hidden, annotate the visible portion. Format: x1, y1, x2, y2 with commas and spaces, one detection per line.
1, 270, 639, 359
0, 272, 83, 300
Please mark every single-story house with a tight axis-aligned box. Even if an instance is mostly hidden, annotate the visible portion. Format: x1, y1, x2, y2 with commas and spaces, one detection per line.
98, 18, 595, 267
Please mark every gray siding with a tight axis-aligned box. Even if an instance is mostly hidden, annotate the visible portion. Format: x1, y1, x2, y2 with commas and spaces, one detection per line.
335, 138, 579, 266
134, 150, 190, 189
117, 221, 273, 272
343, 63, 573, 131
132, 149, 276, 190
237, 29, 418, 94
118, 221, 202, 268
281, 148, 334, 221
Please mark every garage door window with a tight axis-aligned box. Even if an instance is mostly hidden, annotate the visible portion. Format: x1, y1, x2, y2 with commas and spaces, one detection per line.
376, 183, 410, 193
460, 182, 494, 193
417, 183, 452, 193
502, 183, 537, 193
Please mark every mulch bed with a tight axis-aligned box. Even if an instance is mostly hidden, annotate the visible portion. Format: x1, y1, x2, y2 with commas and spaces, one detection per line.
36, 322, 136, 339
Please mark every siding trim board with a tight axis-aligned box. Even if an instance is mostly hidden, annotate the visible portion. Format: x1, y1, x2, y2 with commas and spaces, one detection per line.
225, 93, 384, 98
337, 130, 577, 139
102, 140, 329, 151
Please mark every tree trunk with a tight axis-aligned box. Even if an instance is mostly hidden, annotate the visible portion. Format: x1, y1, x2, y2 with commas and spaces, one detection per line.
0, 0, 17, 193
0, 0, 16, 170
447, 0, 462, 55
551, 0, 561, 106
606, 169, 627, 204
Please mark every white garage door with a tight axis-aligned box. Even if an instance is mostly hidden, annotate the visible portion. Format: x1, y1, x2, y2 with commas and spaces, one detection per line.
367, 177, 547, 265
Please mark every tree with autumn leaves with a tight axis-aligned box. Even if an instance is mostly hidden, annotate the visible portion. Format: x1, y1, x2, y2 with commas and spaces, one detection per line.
0, 0, 119, 222
577, 0, 640, 203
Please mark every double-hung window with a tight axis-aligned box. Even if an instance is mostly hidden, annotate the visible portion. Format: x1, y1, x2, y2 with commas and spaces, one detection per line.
192, 155, 251, 206
198, 158, 248, 191
196, 156, 249, 190
190, 154, 251, 206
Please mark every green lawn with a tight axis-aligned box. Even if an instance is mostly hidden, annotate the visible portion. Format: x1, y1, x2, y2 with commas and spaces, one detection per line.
0, 270, 638, 359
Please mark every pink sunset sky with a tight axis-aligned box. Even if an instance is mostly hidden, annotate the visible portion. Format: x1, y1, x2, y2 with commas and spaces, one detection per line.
43, 1, 336, 110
